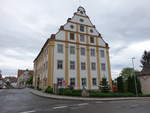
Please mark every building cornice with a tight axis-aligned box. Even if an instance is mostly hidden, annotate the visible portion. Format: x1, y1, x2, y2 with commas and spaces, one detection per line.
74, 12, 89, 18
68, 20, 95, 28
54, 39, 109, 48
34, 34, 55, 62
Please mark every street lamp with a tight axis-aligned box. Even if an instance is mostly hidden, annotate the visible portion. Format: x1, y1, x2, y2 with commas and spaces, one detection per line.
131, 57, 138, 96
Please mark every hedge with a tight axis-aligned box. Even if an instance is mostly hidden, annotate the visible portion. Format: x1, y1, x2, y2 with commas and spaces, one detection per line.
45, 87, 53, 94
89, 90, 135, 97
44, 88, 140, 97
58, 88, 82, 96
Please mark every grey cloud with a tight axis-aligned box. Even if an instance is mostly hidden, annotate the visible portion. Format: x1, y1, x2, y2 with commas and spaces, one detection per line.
0, 0, 150, 78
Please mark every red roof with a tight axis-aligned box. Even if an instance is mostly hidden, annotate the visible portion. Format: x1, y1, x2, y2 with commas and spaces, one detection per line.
17, 69, 33, 78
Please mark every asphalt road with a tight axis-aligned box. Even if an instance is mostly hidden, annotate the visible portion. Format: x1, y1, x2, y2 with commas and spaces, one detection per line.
0, 89, 150, 113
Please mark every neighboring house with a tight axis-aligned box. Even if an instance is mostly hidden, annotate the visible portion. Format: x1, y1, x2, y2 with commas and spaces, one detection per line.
17, 69, 33, 88
139, 64, 150, 94
4, 76, 17, 88
0, 73, 3, 89
33, 6, 112, 90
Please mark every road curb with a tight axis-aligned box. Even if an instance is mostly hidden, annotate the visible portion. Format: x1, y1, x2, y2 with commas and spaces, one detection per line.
29, 88, 149, 101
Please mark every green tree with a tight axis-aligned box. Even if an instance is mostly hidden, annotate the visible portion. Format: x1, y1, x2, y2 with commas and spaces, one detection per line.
120, 68, 140, 80
127, 76, 141, 94
26, 76, 33, 85
99, 77, 110, 92
141, 50, 150, 66
117, 76, 124, 93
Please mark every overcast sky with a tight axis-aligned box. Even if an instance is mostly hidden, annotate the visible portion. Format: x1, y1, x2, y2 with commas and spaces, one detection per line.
0, 0, 150, 79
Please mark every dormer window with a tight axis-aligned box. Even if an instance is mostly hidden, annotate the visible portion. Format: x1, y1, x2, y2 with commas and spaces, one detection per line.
80, 25, 84, 32
70, 25, 74, 29
80, 11, 83, 14
90, 29, 93, 33
79, 18, 84, 22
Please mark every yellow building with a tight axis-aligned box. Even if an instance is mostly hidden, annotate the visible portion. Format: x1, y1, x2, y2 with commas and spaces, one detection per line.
33, 6, 112, 90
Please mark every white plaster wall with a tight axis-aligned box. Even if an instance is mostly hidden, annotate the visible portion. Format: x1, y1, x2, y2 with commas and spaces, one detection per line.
90, 47, 98, 89
139, 76, 150, 94
68, 44, 77, 86
87, 27, 99, 36
64, 22, 77, 32
55, 31, 65, 40
99, 38, 106, 47
80, 45, 88, 88
99, 48, 109, 80
53, 42, 65, 83
71, 15, 93, 26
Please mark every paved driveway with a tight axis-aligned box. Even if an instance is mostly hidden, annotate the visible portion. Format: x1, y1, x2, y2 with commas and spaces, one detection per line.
0, 89, 150, 113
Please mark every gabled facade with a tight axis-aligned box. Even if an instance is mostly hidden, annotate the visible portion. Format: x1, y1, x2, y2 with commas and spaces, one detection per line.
17, 69, 33, 88
139, 64, 150, 94
33, 6, 112, 90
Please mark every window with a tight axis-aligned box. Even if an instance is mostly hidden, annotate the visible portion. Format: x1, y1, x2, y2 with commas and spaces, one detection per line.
57, 60, 63, 69
101, 63, 106, 71
81, 47, 85, 56
57, 78, 63, 86
80, 34, 85, 42
91, 62, 96, 70
70, 61, 75, 70
79, 18, 84, 22
70, 46, 75, 54
57, 44, 63, 53
100, 50, 105, 58
80, 25, 84, 32
90, 29, 93, 33
80, 11, 83, 14
81, 78, 86, 86
91, 48, 95, 56
92, 78, 97, 86
70, 32, 75, 40
90, 37, 95, 43
70, 78, 75, 86
70, 25, 74, 29
81, 62, 86, 70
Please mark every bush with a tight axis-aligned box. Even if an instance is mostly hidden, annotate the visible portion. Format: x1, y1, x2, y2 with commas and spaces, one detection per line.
58, 88, 82, 96
45, 87, 53, 94
58, 88, 65, 95
72, 90, 82, 96
63, 89, 72, 96
89, 90, 135, 97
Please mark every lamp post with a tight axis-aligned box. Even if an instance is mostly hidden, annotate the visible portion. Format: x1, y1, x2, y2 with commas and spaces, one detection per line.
131, 57, 138, 96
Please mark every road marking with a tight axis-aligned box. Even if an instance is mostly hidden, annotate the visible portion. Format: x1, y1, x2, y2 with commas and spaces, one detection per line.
53, 106, 68, 109
20, 110, 36, 113
95, 101, 104, 104
78, 103, 89, 106
130, 104, 139, 108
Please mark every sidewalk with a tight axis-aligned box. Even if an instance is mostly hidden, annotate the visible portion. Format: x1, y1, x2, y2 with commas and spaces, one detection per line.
29, 88, 149, 101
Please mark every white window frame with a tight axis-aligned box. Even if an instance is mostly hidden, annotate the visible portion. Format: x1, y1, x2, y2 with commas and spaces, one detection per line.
91, 48, 95, 56
81, 47, 85, 56
91, 62, 96, 70
70, 61, 75, 70
57, 44, 63, 53
81, 62, 86, 70
70, 46, 75, 54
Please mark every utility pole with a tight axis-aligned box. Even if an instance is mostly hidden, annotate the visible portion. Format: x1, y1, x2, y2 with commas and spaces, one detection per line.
131, 57, 138, 96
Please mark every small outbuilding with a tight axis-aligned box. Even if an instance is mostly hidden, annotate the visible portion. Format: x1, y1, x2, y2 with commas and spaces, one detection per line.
139, 64, 150, 94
